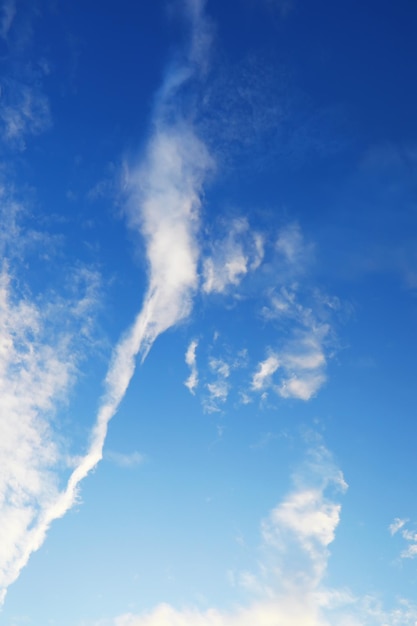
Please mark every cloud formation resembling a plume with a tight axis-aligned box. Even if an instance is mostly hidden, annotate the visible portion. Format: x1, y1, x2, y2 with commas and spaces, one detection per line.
0, 0, 213, 606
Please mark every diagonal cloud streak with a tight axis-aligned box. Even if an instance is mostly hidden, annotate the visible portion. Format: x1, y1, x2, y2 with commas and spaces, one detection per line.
0, 0, 213, 606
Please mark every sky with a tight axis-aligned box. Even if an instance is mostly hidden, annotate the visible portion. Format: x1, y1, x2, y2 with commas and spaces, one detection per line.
1, 0, 417, 624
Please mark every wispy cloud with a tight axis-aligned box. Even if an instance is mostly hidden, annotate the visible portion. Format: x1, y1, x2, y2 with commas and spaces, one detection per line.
202, 218, 264, 294
105, 451, 146, 469
184, 339, 199, 394
187, 222, 336, 409
0, 263, 99, 605
204, 357, 231, 412
390, 518, 417, 559
389, 517, 408, 536
0, 0, 52, 151
97, 444, 417, 626
251, 354, 280, 391
276, 222, 314, 273
0, 0, 16, 40
0, 0, 214, 606
253, 284, 332, 401
0, 80, 51, 148
98, 442, 355, 626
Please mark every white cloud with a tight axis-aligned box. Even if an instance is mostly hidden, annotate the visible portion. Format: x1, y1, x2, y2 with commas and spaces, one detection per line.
390, 518, 417, 559
204, 358, 231, 412
202, 218, 264, 294
98, 443, 357, 626
389, 517, 408, 536
251, 355, 280, 391
0, 265, 99, 604
252, 321, 329, 402
259, 444, 347, 589
184, 339, 199, 394
102, 445, 417, 626
0, 1, 214, 605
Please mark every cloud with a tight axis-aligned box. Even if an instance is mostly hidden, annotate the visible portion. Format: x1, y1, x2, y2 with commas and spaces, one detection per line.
202, 218, 264, 294
251, 355, 280, 391
275, 222, 314, 276
389, 517, 408, 536
105, 451, 146, 468
183, 0, 213, 71
0, 0, 16, 39
0, 264, 99, 605
94, 444, 417, 626
253, 290, 330, 401
0, 81, 51, 148
185, 222, 334, 409
204, 357, 231, 412
0, 0, 214, 607
97, 443, 355, 626
390, 518, 417, 559
0, 1, 52, 151
184, 339, 199, 394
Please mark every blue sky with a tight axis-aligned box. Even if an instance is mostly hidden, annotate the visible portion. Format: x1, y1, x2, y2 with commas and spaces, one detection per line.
1, 0, 417, 624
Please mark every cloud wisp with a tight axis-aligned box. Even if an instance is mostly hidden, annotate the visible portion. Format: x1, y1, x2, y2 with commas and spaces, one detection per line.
202, 218, 264, 294
251, 225, 332, 401
0, 0, 213, 606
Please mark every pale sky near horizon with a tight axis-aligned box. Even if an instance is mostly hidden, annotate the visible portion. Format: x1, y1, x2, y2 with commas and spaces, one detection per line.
2, 0, 417, 624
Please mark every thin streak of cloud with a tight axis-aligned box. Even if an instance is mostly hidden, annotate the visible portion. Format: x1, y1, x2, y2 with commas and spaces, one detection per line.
0, 0, 213, 605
